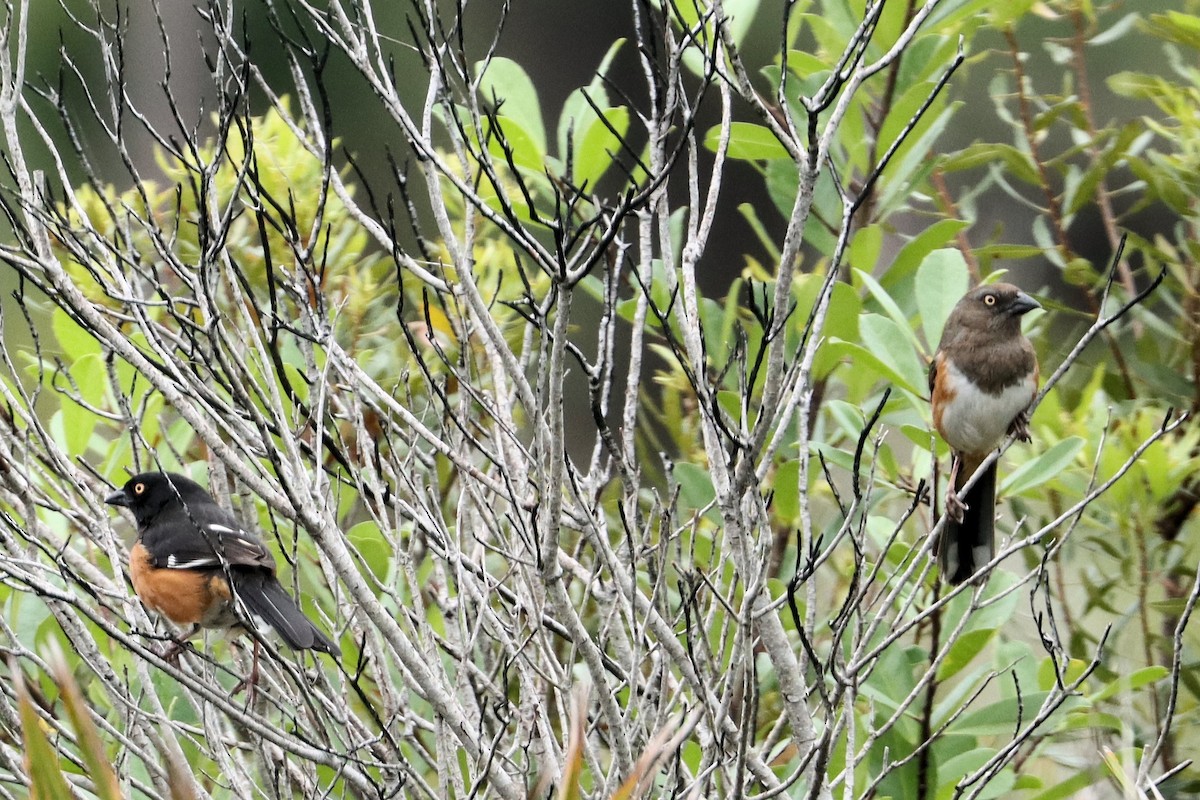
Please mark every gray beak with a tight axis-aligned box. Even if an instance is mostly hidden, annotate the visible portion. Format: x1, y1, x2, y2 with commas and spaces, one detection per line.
1011, 291, 1041, 316
104, 489, 128, 507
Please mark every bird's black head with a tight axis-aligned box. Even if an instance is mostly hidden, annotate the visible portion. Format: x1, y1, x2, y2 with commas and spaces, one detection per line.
105, 472, 206, 527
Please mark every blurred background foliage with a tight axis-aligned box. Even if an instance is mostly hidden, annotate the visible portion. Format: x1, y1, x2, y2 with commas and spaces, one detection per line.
4, 0, 1200, 797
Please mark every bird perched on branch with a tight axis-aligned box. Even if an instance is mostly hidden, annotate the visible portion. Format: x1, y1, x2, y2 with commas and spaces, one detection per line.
930, 284, 1040, 585
105, 472, 340, 659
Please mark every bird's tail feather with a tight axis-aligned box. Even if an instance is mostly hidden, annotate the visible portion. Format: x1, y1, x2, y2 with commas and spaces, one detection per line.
939, 461, 996, 585
235, 573, 340, 657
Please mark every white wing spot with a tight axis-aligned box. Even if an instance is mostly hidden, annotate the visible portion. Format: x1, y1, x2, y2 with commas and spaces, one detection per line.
167, 555, 219, 569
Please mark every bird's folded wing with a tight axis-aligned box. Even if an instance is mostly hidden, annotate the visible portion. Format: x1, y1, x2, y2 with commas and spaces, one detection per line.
151, 519, 276, 572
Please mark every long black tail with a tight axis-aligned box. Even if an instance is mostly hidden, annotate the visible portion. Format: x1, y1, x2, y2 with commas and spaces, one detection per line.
939, 462, 996, 585
235, 572, 340, 657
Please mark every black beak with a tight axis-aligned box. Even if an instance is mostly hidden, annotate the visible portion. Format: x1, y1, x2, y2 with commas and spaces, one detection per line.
1010, 291, 1041, 316
104, 489, 129, 507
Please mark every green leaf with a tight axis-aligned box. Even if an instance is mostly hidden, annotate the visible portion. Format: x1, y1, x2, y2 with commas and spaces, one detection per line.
1025, 768, 1101, 800
874, 98, 960, 217
675, 462, 716, 514
794, 276, 861, 378
51, 648, 122, 800
1088, 12, 1140, 46
942, 761, 1015, 798
679, 0, 762, 76
891, 35, 955, 96
967, 570, 1022, 631
348, 521, 391, 582
282, 361, 310, 405
556, 39, 623, 156
785, 49, 829, 77
1037, 656, 1090, 691
1088, 665, 1169, 703
485, 115, 547, 175
854, 269, 924, 354
1031, 216, 1065, 267
476, 58, 546, 155
52, 405, 95, 459
834, 314, 926, 396
705, 122, 790, 161
574, 107, 629, 188
927, 0, 1002, 29
822, 340, 914, 398
771, 461, 800, 523
940, 142, 1040, 185
52, 309, 103, 360
17, 669, 74, 800
1001, 436, 1085, 496
1144, 10, 1200, 50
721, 0, 761, 48
972, 243, 1046, 261
915, 249, 971, 348
952, 692, 1051, 735
738, 203, 781, 261
557, 40, 629, 187
826, 398, 868, 440
1054, 711, 1124, 733
935, 748, 994, 791
1106, 71, 1166, 101
848, 224, 882, 276
878, 76, 949, 158
936, 628, 996, 681
809, 440, 855, 473
882, 219, 969, 292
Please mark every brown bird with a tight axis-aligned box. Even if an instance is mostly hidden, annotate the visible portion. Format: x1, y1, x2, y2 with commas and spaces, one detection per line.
929, 284, 1040, 584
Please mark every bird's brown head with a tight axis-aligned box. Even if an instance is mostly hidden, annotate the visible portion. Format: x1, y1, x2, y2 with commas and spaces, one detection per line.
964, 283, 1041, 323
945, 283, 1041, 339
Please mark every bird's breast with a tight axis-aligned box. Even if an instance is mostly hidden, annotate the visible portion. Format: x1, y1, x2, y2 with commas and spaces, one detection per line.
937, 360, 1035, 454
129, 542, 238, 628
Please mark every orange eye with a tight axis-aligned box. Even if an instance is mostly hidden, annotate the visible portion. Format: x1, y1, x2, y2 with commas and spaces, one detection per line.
983, 294, 996, 306
134, 482, 145, 495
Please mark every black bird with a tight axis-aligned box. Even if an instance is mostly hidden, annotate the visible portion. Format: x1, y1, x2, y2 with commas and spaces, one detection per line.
106, 472, 340, 657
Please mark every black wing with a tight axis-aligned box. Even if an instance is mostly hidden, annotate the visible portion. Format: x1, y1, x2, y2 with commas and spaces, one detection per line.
141, 497, 276, 573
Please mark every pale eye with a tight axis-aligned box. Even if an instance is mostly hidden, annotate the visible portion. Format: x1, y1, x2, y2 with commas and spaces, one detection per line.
134, 482, 145, 495
983, 294, 996, 306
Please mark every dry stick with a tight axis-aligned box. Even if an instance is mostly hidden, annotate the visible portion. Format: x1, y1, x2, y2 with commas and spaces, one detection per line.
1137, 556, 1200, 787
960, 631, 1111, 799
760, 36, 965, 793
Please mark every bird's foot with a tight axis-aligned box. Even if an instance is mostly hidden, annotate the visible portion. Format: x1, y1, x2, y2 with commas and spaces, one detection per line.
232, 639, 262, 701
230, 671, 258, 700
159, 639, 191, 664
945, 491, 968, 524
1008, 409, 1032, 443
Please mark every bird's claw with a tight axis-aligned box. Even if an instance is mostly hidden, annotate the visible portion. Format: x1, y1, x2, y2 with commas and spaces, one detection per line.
159, 640, 189, 664
945, 491, 968, 524
1008, 409, 1032, 443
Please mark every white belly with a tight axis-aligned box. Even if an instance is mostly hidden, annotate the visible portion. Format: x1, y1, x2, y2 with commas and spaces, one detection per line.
939, 361, 1034, 453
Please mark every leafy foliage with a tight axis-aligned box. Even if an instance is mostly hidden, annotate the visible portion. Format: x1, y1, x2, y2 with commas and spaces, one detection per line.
0, 0, 1193, 798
